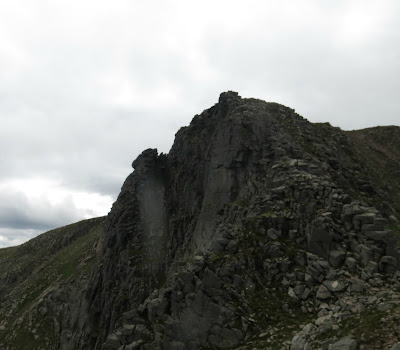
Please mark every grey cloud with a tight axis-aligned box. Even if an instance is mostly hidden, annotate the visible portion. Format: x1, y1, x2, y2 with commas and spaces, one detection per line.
0, 106, 180, 194
199, 3, 400, 130
0, 227, 42, 248
0, 1, 399, 247
0, 189, 84, 232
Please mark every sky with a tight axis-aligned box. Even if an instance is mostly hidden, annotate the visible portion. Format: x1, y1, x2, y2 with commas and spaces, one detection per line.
0, 0, 399, 247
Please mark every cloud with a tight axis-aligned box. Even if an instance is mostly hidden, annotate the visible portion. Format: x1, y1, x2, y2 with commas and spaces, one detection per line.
0, 0, 399, 246
0, 228, 42, 248
0, 179, 113, 247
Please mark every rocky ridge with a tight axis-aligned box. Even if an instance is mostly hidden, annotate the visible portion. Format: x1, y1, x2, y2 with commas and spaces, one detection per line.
0, 92, 399, 350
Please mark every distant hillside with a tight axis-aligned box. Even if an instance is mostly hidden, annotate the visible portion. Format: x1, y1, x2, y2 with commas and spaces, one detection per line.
0, 92, 399, 350
347, 126, 400, 215
0, 217, 104, 349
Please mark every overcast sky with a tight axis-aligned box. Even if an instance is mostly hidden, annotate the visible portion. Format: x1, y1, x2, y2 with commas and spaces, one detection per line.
0, 0, 399, 247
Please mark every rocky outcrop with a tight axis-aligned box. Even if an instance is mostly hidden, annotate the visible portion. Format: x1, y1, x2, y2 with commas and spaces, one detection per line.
92, 92, 400, 349
1, 92, 399, 350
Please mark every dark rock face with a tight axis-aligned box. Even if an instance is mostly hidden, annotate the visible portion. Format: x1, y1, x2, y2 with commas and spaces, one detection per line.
1, 92, 400, 350
58, 92, 400, 349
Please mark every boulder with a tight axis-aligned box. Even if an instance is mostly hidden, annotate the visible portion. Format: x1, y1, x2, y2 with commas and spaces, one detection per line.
330, 336, 357, 350
379, 256, 398, 274
267, 228, 279, 240
290, 334, 306, 350
104, 334, 121, 350
316, 285, 331, 300
345, 257, 358, 273
329, 250, 346, 268
391, 342, 400, 350
323, 280, 346, 293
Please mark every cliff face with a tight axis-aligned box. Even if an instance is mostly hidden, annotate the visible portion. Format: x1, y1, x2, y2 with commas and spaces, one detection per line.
1, 92, 400, 350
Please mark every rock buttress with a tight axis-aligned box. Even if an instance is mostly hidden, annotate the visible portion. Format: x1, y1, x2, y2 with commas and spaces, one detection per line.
54, 92, 400, 350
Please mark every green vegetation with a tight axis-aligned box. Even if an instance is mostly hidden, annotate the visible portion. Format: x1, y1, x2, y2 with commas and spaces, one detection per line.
0, 217, 104, 349
388, 223, 400, 246
257, 210, 276, 218
230, 195, 251, 207
315, 305, 400, 348
215, 221, 313, 349
0, 246, 17, 260
347, 127, 400, 216
246, 287, 313, 350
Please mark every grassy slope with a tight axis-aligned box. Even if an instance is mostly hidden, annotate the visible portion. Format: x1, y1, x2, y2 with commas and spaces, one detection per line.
346, 126, 400, 215
0, 217, 105, 348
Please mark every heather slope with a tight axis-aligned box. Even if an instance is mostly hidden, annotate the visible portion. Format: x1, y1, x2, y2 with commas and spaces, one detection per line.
346, 126, 400, 215
0, 217, 105, 349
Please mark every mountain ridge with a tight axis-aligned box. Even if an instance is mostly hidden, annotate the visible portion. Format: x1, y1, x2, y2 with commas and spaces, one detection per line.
1, 91, 400, 350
